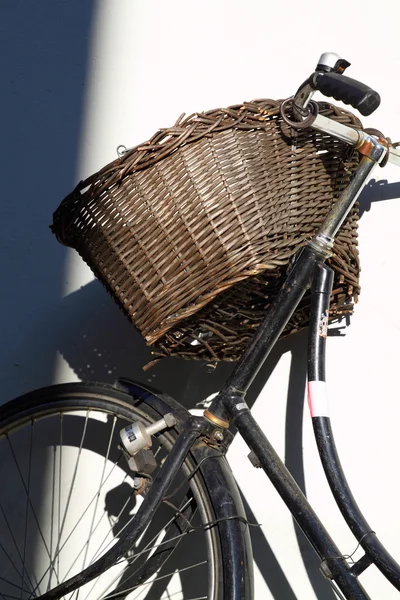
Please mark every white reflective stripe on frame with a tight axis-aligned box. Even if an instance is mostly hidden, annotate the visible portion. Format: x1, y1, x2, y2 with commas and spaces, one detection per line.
307, 380, 330, 418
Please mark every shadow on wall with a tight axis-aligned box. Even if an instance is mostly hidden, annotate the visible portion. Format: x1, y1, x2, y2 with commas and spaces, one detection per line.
0, 1, 95, 403
358, 178, 400, 217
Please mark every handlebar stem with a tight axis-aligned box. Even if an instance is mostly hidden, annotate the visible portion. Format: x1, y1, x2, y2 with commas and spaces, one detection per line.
314, 155, 380, 242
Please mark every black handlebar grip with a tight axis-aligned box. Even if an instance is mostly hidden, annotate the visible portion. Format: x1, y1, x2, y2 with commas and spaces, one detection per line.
311, 71, 380, 116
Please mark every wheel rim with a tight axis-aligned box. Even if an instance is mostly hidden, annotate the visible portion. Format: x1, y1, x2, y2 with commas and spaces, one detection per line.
0, 397, 220, 600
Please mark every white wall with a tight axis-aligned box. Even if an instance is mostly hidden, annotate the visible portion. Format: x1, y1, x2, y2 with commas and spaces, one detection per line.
2, 1, 400, 598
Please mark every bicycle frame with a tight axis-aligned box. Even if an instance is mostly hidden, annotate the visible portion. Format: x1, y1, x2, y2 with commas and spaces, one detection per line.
117, 121, 398, 600
197, 127, 400, 598
39, 64, 400, 600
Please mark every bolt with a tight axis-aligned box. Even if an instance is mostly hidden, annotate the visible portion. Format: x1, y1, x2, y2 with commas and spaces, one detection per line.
213, 429, 224, 442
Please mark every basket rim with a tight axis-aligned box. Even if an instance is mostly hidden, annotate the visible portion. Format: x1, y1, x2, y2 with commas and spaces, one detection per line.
64, 98, 361, 200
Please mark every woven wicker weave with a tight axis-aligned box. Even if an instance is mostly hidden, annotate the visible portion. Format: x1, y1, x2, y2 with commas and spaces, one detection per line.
52, 99, 361, 363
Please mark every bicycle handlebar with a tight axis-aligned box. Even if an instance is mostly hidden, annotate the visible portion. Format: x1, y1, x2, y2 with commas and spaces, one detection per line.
311, 71, 380, 116
290, 52, 400, 168
294, 52, 380, 117
311, 112, 400, 167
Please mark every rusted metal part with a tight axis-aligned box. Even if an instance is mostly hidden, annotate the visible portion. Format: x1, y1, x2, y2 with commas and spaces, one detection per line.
134, 476, 152, 496
355, 132, 387, 163
363, 128, 391, 164
355, 137, 375, 157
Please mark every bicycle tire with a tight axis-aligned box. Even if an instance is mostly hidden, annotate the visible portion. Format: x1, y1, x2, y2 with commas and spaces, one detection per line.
0, 381, 248, 600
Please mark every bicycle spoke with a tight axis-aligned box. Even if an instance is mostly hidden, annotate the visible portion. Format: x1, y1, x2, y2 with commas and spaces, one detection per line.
0, 388, 220, 600
94, 484, 195, 569
61, 483, 127, 586
77, 483, 140, 600
92, 496, 196, 600
124, 497, 195, 569
0, 505, 37, 593
75, 415, 119, 600
80, 416, 117, 575
47, 442, 56, 592
112, 526, 201, 571
30, 410, 89, 597
81, 496, 139, 600
57, 414, 63, 581
0, 576, 31, 596
27, 411, 90, 598
6, 433, 55, 586
102, 561, 208, 599
29, 445, 124, 596
60, 456, 124, 566
74, 475, 131, 572
0, 543, 23, 585
2, 593, 32, 600
55, 412, 89, 560
20, 423, 33, 599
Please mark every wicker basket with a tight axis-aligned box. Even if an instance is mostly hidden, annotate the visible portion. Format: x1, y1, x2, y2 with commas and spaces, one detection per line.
52, 99, 361, 363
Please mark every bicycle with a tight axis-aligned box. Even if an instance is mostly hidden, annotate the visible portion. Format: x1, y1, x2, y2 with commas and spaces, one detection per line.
1, 52, 399, 599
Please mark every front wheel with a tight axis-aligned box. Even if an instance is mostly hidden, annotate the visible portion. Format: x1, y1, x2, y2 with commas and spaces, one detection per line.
0, 381, 244, 600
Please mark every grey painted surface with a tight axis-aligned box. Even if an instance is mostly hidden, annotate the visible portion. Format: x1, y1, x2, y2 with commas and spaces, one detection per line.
0, 1, 94, 401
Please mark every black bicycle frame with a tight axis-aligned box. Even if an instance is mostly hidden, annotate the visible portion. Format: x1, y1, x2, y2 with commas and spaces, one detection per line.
201, 144, 400, 597
41, 130, 399, 600
209, 246, 373, 600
